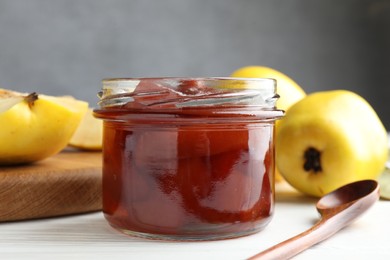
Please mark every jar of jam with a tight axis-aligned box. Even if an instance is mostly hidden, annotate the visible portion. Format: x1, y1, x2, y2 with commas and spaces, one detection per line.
94, 77, 283, 241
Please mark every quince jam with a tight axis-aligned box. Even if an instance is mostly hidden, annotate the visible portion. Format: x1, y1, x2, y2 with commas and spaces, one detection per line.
94, 78, 283, 240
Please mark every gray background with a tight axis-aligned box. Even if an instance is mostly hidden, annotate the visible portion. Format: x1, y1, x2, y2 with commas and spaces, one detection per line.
1, 0, 389, 128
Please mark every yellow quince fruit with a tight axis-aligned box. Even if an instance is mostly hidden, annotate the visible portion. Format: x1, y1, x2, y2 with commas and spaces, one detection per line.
230, 66, 306, 111
231, 66, 306, 181
0, 89, 88, 165
69, 108, 103, 150
276, 90, 388, 197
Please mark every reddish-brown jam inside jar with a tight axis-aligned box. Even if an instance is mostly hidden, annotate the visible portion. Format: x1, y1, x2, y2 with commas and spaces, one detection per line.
94, 78, 283, 240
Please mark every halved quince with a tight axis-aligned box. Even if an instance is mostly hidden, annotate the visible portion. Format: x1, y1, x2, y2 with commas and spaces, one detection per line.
0, 89, 88, 165
69, 108, 103, 150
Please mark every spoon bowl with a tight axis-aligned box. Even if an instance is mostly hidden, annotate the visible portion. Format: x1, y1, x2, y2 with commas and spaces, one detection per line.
317, 179, 379, 217
249, 179, 380, 260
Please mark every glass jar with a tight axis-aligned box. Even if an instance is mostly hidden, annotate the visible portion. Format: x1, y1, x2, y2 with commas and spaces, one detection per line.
94, 77, 283, 241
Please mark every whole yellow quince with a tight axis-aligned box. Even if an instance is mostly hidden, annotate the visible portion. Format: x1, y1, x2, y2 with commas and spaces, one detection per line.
276, 90, 388, 197
0, 89, 88, 165
231, 66, 306, 181
230, 66, 306, 111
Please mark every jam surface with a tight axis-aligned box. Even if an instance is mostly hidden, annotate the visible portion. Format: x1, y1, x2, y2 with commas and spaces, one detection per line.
95, 78, 278, 240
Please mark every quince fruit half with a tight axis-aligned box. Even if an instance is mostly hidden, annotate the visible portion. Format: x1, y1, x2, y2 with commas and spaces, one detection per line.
231, 66, 306, 181
0, 89, 88, 165
276, 90, 388, 197
69, 108, 103, 150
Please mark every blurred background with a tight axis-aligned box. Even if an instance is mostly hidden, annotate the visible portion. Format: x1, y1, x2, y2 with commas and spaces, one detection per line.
0, 0, 389, 128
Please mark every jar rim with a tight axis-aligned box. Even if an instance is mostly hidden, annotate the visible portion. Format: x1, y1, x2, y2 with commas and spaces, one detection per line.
98, 77, 279, 110
102, 77, 276, 84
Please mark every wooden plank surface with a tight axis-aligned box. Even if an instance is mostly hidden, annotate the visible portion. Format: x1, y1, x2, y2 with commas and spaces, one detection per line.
0, 149, 102, 222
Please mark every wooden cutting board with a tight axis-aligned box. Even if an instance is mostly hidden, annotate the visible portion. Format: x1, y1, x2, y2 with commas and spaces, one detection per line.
0, 149, 102, 222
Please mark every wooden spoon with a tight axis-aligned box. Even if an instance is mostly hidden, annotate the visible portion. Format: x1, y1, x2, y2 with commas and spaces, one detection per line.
249, 179, 379, 260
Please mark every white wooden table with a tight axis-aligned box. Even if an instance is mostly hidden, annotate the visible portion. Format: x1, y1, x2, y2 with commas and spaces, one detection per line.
1, 183, 389, 260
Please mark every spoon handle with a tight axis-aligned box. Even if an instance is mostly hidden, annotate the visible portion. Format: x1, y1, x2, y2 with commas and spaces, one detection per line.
248, 215, 345, 260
